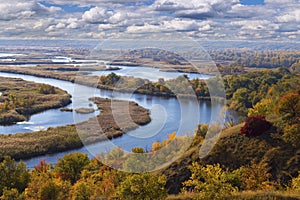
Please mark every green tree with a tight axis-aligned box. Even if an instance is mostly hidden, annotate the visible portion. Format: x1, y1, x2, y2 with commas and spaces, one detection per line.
248, 99, 273, 117
230, 88, 252, 114
283, 124, 300, 147
0, 157, 30, 196
54, 153, 90, 184
195, 124, 208, 138
0, 188, 21, 200
117, 173, 167, 200
182, 163, 237, 199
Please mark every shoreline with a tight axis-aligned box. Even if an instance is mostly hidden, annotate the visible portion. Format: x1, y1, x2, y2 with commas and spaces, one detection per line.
0, 97, 151, 161
0, 77, 71, 125
0, 67, 224, 102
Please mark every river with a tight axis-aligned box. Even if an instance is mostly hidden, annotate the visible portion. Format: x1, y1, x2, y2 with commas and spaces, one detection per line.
0, 72, 224, 168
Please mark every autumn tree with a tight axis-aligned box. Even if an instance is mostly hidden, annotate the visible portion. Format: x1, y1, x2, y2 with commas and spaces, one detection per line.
182, 163, 237, 199
0, 188, 22, 200
54, 153, 90, 184
26, 164, 71, 200
240, 115, 272, 137
69, 180, 94, 200
277, 92, 300, 124
289, 171, 300, 192
240, 161, 274, 191
117, 173, 167, 200
248, 99, 273, 117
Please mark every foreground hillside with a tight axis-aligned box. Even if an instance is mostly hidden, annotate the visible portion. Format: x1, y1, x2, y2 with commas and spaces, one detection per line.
0, 121, 300, 199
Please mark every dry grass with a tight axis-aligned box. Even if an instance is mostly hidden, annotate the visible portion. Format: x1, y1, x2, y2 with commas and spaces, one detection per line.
0, 77, 71, 124
76, 97, 151, 142
0, 98, 151, 160
167, 191, 300, 200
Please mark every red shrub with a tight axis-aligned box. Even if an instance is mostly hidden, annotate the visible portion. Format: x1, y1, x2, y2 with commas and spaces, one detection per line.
240, 115, 272, 137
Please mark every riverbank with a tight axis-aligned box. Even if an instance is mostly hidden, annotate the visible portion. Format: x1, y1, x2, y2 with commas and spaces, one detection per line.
0, 77, 71, 125
0, 66, 224, 102
0, 97, 151, 160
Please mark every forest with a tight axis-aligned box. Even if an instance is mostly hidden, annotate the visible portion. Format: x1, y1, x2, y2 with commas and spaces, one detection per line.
210, 50, 300, 69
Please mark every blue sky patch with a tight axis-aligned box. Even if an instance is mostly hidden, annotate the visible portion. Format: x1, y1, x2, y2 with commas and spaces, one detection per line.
240, 0, 264, 5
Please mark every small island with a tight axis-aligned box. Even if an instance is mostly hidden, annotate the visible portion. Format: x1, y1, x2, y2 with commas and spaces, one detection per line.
0, 97, 151, 160
0, 77, 71, 125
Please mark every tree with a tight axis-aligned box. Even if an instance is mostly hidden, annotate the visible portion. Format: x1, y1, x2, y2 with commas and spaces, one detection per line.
0, 157, 30, 196
283, 124, 300, 147
290, 171, 300, 192
241, 161, 274, 191
131, 147, 145, 153
117, 173, 167, 200
182, 163, 237, 199
195, 124, 208, 138
248, 99, 273, 117
25, 171, 71, 200
290, 60, 300, 73
89, 166, 125, 199
54, 153, 90, 184
277, 92, 300, 124
240, 116, 272, 137
70, 180, 94, 200
230, 88, 252, 114
0, 188, 21, 200
106, 73, 121, 85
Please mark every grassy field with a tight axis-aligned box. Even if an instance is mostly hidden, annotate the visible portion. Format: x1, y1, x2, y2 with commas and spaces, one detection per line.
167, 191, 300, 200
0, 77, 71, 125
0, 98, 151, 160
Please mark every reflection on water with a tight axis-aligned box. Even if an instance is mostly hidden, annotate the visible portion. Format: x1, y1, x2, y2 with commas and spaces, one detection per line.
0, 72, 223, 168
84, 65, 213, 81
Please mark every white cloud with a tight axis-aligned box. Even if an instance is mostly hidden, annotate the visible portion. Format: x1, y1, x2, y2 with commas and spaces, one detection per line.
0, 0, 298, 41
277, 10, 300, 23
164, 19, 199, 31
153, 0, 239, 19
199, 24, 211, 31
82, 7, 114, 24
127, 23, 165, 33
0, 1, 61, 21
109, 12, 128, 24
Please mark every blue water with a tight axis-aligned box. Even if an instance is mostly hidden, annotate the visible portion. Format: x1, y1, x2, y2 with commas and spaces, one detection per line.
0, 72, 224, 168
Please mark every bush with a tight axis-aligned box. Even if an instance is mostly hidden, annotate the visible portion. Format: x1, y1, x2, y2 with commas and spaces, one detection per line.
182, 163, 237, 199
240, 116, 272, 137
117, 173, 167, 200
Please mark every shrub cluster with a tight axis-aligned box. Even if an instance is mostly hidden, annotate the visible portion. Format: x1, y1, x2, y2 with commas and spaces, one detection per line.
240, 115, 272, 137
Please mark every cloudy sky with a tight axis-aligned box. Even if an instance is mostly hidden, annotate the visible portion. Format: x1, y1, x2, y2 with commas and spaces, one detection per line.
0, 0, 299, 40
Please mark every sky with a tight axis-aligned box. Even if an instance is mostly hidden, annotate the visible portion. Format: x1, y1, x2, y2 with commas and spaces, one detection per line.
0, 0, 299, 41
